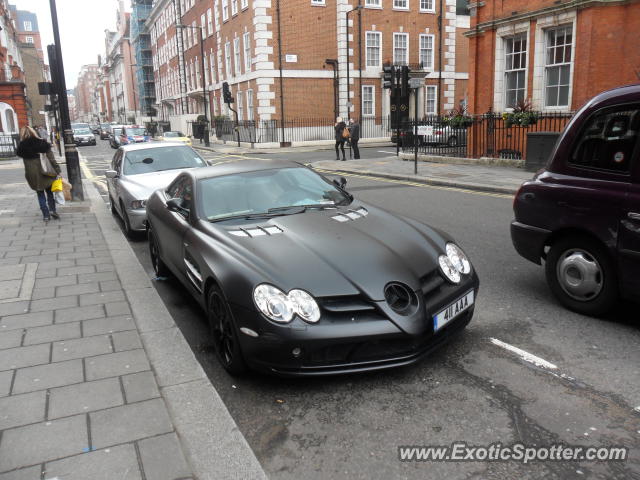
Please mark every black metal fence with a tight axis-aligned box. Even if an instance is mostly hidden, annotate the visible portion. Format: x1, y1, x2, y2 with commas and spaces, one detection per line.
209, 112, 573, 160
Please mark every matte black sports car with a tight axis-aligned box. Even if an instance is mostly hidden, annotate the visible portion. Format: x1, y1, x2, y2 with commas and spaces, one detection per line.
145, 161, 479, 376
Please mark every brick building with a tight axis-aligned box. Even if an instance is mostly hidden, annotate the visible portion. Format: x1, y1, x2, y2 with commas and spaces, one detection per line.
148, 0, 471, 140
466, 0, 640, 115
0, 0, 26, 134
75, 65, 100, 123
10, 5, 45, 61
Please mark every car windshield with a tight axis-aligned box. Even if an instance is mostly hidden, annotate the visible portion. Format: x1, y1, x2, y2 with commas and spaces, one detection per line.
123, 146, 206, 175
125, 128, 146, 136
164, 131, 184, 137
199, 167, 351, 221
74, 129, 92, 135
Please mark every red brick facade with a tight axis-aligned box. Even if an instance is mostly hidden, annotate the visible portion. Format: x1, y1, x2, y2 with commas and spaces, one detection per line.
467, 0, 640, 115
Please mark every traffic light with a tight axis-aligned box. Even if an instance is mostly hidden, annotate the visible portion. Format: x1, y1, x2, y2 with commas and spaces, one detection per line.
400, 65, 410, 97
383, 65, 395, 90
222, 82, 234, 104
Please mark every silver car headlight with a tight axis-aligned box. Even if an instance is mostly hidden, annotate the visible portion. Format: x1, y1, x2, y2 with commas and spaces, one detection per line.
439, 242, 471, 283
253, 284, 320, 324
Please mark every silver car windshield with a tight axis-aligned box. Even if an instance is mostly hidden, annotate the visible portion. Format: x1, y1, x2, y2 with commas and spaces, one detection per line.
199, 167, 351, 221
123, 146, 206, 176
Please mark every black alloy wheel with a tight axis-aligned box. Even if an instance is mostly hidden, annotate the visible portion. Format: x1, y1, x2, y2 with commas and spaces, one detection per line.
207, 285, 246, 375
148, 227, 170, 277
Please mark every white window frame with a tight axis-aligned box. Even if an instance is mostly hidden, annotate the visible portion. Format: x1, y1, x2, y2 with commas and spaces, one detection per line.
200, 15, 206, 39
393, 33, 409, 66
241, 0, 249, 9
311, 0, 326, 5
25, 36, 34, 44
544, 25, 573, 109
425, 85, 437, 115
419, 0, 435, 13
504, 33, 528, 109
243, 32, 252, 72
246, 89, 254, 120
365, 0, 382, 8
225, 42, 232, 78
393, 0, 409, 10
222, 0, 229, 21
231, 0, 238, 15
365, 31, 381, 68
419, 34, 434, 70
23, 21, 32, 31
362, 85, 375, 116
207, 9, 213, 36
237, 90, 244, 121
234, 37, 241, 75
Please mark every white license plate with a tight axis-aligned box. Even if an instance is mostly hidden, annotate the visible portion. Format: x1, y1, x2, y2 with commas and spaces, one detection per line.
433, 290, 474, 331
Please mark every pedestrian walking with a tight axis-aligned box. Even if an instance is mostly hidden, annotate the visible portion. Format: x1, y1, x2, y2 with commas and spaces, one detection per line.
334, 117, 348, 161
16, 126, 62, 223
349, 118, 360, 159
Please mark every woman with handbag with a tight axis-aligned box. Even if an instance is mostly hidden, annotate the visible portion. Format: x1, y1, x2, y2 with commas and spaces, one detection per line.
334, 117, 348, 161
16, 126, 62, 223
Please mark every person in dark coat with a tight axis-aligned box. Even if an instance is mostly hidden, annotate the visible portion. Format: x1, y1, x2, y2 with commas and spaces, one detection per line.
334, 117, 347, 161
349, 118, 360, 159
16, 126, 62, 222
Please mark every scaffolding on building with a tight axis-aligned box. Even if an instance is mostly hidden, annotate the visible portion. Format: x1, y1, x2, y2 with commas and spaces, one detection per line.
130, 0, 156, 117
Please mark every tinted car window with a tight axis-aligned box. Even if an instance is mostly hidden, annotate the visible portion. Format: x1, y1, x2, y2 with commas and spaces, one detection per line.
122, 146, 206, 175
570, 106, 640, 174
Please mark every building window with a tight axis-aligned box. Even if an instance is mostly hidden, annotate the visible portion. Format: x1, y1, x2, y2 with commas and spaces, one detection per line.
243, 32, 251, 72
420, 0, 434, 12
222, 0, 229, 21
311, 0, 326, 5
207, 9, 213, 36
199, 16, 206, 39
425, 85, 437, 114
393, 0, 409, 9
362, 85, 374, 116
419, 34, 434, 70
504, 34, 527, 108
23, 21, 32, 31
365, 32, 381, 67
210, 52, 216, 84
25, 36, 34, 44
545, 26, 572, 108
365, 0, 381, 7
237, 90, 244, 121
393, 33, 408, 65
241, 0, 248, 9
246, 89, 254, 120
234, 37, 241, 75
231, 0, 238, 15
225, 42, 232, 78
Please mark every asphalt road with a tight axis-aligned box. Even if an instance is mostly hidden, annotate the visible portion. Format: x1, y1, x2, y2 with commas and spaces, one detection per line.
79, 138, 640, 480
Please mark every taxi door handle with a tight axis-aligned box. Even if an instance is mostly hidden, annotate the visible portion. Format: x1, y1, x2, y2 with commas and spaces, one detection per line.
628, 212, 640, 221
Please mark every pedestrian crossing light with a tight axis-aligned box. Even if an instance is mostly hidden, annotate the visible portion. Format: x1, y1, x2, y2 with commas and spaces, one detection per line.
400, 65, 410, 97
222, 82, 234, 104
383, 65, 395, 90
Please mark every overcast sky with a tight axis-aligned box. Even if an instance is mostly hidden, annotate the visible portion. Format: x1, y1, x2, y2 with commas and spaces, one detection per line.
11, 0, 125, 88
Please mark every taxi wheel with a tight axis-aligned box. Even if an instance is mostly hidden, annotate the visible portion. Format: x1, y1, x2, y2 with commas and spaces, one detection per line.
545, 235, 618, 316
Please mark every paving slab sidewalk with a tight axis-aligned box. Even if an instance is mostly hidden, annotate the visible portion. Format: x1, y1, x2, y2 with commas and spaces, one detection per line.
312, 157, 534, 195
0, 158, 266, 480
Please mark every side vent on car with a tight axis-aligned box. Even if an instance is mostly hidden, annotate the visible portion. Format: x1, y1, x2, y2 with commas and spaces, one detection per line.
332, 207, 368, 223
228, 226, 283, 238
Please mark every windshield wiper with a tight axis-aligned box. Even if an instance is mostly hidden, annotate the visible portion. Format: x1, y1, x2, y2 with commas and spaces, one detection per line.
209, 212, 284, 223
267, 204, 336, 214
209, 204, 335, 223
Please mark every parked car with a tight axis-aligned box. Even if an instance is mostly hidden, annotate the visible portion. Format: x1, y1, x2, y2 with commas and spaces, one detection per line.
71, 122, 90, 131
511, 84, 640, 316
105, 142, 208, 236
72, 128, 96, 146
108, 125, 127, 148
156, 131, 192, 147
145, 160, 479, 376
392, 123, 468, 147
90, 124, 100, 134
110, 125, 150, 148
99, 123, 112, 140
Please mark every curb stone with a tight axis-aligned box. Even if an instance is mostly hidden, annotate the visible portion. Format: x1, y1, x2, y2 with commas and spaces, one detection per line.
83, 177, 267, 480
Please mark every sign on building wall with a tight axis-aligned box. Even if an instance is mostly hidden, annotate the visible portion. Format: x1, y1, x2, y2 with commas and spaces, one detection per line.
285, 54, 298, 63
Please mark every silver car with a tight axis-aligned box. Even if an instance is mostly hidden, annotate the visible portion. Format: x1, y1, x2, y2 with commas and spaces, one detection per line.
106, 143, 208, 236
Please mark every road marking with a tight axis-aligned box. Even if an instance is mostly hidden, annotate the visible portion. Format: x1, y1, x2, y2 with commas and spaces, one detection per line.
377, 150, 397, 154
312, 168, 512, 199
490, 338, 558, 370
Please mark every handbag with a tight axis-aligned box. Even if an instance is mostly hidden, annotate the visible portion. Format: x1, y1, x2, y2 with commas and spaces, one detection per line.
342, 127, 351, 139
51, 177, 63, 192
40, 153, 56, 176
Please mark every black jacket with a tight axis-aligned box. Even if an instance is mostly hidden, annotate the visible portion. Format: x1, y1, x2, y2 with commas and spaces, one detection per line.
335, 122, 347, 141
349, 123, 360, 142
16, 137, 52, 159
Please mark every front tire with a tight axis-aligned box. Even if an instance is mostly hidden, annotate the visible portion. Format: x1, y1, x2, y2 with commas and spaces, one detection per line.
207, 285, 246, 375
545, 235, 617, 316
148, 227, 170, 277
120, 200, 134, 238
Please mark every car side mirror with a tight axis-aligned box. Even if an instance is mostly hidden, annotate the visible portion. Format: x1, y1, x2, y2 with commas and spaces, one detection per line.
166, 198, 182, 212
105, 170, 118, 179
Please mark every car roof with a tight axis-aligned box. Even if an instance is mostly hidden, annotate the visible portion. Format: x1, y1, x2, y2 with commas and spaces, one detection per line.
188, 160, 305, 181
119, 142, 187, 152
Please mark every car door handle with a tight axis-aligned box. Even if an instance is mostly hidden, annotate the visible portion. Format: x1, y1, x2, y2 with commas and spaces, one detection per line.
628, 212, 640, 221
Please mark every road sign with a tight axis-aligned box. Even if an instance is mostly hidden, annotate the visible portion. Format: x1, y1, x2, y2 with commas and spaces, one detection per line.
417, 125, 433, 136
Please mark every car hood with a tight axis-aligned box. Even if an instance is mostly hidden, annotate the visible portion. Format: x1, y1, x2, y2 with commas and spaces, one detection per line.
202, 204, 448, 301
120, 169, 186, 200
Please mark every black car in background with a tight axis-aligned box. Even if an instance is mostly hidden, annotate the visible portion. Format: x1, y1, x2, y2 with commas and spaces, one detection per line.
145, 161, 479, 376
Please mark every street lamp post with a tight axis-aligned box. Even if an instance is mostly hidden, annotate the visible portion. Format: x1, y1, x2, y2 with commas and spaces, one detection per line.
345, 5, 362, 118
176, 24, 210, 147
48, 0, 84, 200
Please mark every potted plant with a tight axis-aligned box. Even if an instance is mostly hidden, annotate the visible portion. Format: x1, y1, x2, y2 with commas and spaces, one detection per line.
442, 102, 473, 128
503, 99, 539, 127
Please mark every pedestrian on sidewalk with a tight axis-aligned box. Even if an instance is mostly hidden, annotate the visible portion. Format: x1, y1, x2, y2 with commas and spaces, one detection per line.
16, 126, 62, 223
349, 118, 360, 159
334, 117, 348, 161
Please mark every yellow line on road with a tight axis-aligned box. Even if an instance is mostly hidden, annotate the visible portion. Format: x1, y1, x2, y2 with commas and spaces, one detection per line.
313, 168, 513, 199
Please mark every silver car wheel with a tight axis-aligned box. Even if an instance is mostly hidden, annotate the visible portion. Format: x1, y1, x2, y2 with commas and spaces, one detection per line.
556, 248, 603, 301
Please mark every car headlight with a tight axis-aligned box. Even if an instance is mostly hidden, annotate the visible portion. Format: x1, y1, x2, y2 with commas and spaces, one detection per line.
439, 242, 471, 283
131, 200, 147, 209
253, 284, 320, 324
